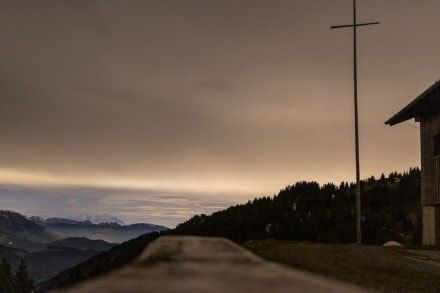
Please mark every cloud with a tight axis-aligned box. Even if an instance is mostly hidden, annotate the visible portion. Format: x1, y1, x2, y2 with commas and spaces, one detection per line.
0, 184, 235, 227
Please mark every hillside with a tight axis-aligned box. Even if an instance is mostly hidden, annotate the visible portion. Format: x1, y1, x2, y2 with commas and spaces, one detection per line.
0, 243, 100, 282
47, 237, 117, 252
0, 244, 29, 269
27, 247, 99, 282
245, 240, 440, 292
39, 231, 164, 290
40, 168, 422, 290
0, 211, 162, 283
0, 210, 57, 252
173, 168, 421, 245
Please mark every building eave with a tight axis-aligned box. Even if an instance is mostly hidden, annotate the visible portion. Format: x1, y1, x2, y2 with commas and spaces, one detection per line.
385, 80, 440, 126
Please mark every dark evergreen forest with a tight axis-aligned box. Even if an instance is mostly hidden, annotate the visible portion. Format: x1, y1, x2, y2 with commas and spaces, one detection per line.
174, 168, 422, 245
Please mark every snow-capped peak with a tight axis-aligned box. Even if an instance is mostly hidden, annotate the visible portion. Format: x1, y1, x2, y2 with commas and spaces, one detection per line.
72, 214, 125, 225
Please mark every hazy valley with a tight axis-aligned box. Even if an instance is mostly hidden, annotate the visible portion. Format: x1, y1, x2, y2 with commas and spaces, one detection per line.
0, 210, 168, 282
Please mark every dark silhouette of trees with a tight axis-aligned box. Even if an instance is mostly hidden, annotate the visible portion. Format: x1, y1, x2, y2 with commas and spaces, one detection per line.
0, 258, 35, 293
174, 168, 422, 245
13, 259, 35, 293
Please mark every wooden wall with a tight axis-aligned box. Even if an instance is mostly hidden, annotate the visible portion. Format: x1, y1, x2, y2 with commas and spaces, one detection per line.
421, 112, 440, 205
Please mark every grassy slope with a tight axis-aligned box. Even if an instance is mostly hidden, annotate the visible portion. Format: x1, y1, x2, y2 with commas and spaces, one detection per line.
245, 240, 440, 293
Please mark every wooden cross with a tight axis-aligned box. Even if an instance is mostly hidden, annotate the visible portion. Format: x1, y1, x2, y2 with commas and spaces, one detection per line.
331, 0, 379, 244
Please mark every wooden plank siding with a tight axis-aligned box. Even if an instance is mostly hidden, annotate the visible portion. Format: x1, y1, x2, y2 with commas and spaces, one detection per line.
421, 112, 440, 205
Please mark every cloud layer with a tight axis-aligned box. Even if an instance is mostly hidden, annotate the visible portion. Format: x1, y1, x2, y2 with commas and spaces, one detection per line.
0, 1, 438, 224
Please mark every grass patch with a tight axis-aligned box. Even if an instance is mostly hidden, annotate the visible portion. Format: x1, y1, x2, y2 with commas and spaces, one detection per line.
244, 240, 440, 292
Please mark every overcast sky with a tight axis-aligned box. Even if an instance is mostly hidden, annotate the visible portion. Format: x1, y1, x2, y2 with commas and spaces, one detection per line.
1, 0, 439, 227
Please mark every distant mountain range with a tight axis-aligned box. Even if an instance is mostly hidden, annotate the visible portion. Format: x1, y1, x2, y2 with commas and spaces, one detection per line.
33, 216, 168, 244
0, 210, 169, 282
27, 214, 168, 244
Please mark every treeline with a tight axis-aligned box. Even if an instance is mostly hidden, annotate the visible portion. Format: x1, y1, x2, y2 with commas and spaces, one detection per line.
0, 259, 34, 293
174, 168, 421, 245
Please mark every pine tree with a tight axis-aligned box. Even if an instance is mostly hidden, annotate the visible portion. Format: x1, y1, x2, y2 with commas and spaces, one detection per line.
13, 259, 34, 293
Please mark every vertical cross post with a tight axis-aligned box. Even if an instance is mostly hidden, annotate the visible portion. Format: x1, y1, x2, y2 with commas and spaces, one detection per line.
331, 0, 379, 244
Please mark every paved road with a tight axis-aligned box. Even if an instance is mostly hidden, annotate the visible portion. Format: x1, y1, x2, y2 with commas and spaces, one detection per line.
63, 236, 370, 292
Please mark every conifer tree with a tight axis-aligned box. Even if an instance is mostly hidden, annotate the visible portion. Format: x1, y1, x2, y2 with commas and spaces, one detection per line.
13, 259, 35, 293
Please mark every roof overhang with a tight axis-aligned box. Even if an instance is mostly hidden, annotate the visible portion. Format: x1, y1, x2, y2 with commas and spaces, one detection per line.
385, 80, 440, 126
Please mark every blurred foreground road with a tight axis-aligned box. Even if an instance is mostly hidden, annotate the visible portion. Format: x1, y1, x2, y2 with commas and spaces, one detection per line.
63, 236, 370, 292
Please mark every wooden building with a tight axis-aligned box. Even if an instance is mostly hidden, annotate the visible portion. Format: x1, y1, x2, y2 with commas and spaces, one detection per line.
386, 80, 440, 245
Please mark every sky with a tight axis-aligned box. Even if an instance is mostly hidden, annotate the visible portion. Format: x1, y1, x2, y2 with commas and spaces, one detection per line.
1, 0, 439, 227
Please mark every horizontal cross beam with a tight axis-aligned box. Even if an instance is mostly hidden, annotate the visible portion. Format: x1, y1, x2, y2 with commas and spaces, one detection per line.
331, 22, 380, 29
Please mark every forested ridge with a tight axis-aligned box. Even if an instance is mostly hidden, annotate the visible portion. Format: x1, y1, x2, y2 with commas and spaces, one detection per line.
174, 167, 421, 245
